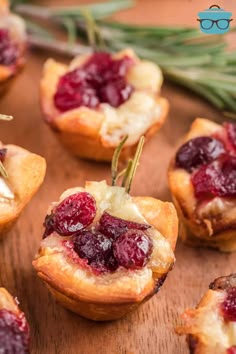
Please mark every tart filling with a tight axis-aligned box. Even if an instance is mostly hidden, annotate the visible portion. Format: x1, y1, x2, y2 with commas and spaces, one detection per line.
0, 288, 30, 354
41, 181, 174, 277
41, 49, 165, 146
177, 274, 236, 354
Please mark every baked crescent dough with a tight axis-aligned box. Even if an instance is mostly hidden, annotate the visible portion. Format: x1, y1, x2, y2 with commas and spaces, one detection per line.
168, 118, 236, 252
0, 0, 26, 95
176, 274, 236, 354
33, 181, 178, 321
0, 143, 46, 237
40, 49, 169, 161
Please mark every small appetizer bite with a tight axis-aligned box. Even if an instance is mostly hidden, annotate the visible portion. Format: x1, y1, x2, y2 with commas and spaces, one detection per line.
0, 114, 46, 237
33, 137, 178, 321
0, 0, 26, 95
177, 274, 236, 354
168, 118, 236, 252
40, 49, 169, 161
0, 287, 30, 353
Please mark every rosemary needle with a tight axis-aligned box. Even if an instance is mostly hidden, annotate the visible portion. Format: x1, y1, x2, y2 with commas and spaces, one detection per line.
111, 135, 128, 186
0, 162, 8, 179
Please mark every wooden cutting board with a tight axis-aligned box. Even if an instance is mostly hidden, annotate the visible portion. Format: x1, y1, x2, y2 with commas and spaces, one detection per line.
0, 1, 235, 353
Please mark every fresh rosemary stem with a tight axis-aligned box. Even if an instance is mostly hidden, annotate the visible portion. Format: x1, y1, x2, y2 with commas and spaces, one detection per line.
0, 162, 8, 179
125, 137, 145, 193
111, 136, 145, 193
111, 135, 128, 187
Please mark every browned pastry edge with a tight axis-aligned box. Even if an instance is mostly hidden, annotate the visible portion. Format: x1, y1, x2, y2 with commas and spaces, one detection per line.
0, 144, 46, 238
49, 97, 169, 162
0, 58, 25, 96
171, 193, 236, 252
33, 194, 178, 321
0, 288, 20, 314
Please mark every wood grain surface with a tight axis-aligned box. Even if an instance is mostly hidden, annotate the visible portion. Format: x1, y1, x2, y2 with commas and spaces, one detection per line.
0, 1, 236, 353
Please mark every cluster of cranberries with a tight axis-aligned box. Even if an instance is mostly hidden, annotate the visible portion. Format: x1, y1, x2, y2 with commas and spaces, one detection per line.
0, 29, 18, 66
54, 52, 134, 112
43, 191, 153, 273
0, 309, 30, 353
228, 347, 236, 354
175, 123, 236, 199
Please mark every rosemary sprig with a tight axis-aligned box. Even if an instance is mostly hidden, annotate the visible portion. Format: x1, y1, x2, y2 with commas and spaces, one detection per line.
111, 135, 128, 186
11, 1, 236, 117
111, 136, 145, 193
0, 162, 8, 179
125, 136, 144, 193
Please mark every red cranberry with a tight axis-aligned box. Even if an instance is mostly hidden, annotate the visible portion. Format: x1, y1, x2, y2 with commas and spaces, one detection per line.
175, 136, 225, 172
43, 192, 96, 237
113, 229, 153, 269
98, 212, 150, 240
192, 155, 236, 199
221, 287, 236, 322
99, 78, 133, 108
54, 52, 134, 112
227, 346, 236, 354
0, 148, 7, 162
54, 69, 99, 112
73, 230, 118, 272
225, 123, 236, 151
0, 29, 18, 66
0, 309, 30, 353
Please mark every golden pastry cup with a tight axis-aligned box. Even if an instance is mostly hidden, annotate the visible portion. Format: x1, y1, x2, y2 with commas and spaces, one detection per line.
40, 49, 169, 162
176, 274, 236, 354
0, 143, 46, 237
0, 287, 22, 315
168, 118, 236, 252
33, 186, 178, 321
0, 0, 26, 96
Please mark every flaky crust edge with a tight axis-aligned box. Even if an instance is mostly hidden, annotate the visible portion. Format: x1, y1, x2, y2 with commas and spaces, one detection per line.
0, 144, 46, 237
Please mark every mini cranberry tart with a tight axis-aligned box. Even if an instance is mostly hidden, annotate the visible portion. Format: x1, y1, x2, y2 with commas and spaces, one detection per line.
0, 287, 30, 353
0, 0, 26, 95
33, 138, 178, 321
40, 48, 168, 161
0, 116, 46, 236
177, 274, 236, 354
168, 118, 236, 252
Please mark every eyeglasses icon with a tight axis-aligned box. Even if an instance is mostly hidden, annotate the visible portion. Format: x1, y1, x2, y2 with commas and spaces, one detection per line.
197, 18, 233, 30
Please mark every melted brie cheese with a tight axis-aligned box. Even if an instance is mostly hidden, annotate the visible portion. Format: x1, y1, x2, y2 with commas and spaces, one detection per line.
99, 91, 162, 146
127, 61, 163, 92
188, 291, 236, 352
